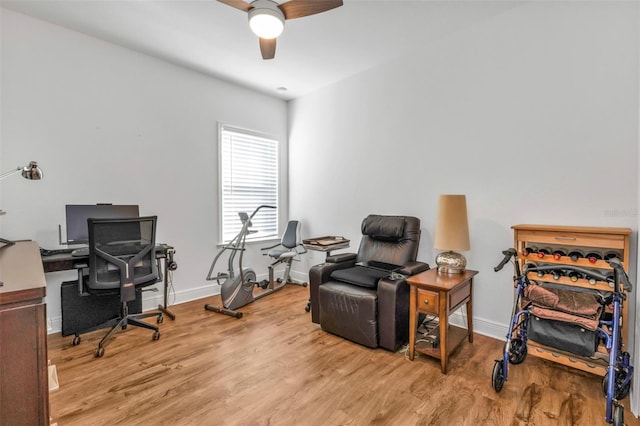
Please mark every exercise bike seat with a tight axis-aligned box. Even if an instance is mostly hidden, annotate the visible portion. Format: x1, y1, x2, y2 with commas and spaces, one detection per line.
268, 249, 297, 260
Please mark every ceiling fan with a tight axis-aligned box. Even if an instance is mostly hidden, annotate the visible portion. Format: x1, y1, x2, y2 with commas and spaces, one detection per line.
218, 0, 343, 60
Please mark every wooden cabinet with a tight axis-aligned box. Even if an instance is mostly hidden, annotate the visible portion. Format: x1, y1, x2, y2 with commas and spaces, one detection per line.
512, 224, 632, 376
0, 241, 49, 426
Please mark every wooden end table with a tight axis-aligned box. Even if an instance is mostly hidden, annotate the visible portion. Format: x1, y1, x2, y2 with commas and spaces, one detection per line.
407, 268, 478, 374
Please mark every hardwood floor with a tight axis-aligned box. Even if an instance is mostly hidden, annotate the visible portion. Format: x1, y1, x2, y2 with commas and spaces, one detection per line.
48, 285, 639, 425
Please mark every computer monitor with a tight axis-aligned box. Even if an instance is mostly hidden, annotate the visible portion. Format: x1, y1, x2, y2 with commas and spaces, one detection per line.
65, 204, 139, 245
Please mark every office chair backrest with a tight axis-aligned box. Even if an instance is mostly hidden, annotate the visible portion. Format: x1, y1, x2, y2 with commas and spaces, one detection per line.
87, 216, 159, 302
281, 220, 301, 249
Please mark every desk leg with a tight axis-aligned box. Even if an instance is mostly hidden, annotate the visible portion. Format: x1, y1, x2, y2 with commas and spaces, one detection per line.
467, 279, 473, 343
439, 290, 448, 374
157, 258, 176, 321
408, 285, 417, 361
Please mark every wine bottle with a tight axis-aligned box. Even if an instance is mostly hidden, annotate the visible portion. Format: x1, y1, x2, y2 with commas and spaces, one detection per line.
585, 252, 602, 264
567, 271, 581, 282
537, 247, 551, 259
604, 251, 622, 261
523, 246, 538, 256
552, 269, 564, 280
552, 249, 567, 261
567, 250, 584, 262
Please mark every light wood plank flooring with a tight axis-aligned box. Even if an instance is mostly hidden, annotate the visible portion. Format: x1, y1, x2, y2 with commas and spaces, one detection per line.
47, 285, 639, 425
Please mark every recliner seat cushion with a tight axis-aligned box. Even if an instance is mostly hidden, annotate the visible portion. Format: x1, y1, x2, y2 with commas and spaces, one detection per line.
319, 282, 378, 348
330, 266, 390, 289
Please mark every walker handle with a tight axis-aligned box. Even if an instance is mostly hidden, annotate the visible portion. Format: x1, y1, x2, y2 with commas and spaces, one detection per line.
494, 248, 516, 272
608, 258, 632, 292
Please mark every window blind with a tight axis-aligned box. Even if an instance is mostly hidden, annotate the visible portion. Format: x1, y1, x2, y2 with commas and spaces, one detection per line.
219, 125, 279, 243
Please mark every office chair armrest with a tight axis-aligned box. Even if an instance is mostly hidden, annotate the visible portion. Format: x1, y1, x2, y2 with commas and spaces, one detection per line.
75, 263, 90, 296
326, 252, 357, 263
398, 261, 430, 276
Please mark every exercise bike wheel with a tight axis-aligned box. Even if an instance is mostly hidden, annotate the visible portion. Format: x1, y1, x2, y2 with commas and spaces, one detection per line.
491, 360, 505, 392
506, 338, 527, 365
602, 371, 631, 400
613, 403, 624, 426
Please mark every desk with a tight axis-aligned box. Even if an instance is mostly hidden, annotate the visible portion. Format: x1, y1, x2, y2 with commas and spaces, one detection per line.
407, 269, 477, 374
42, 244, 176, 320
0, 241, 49, 426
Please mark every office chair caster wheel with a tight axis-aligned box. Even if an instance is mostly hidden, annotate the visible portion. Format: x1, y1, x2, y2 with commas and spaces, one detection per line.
302, 282, 308, 287
153, 331, 160, 341
95, 347, 105, 358
157, 315, 164, 324
72, 335, 81, 346
304, 304, 311, 312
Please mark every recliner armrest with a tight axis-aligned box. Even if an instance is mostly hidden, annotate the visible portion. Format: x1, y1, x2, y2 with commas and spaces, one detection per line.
399, 261, 430, 276
326, 252, 357, 263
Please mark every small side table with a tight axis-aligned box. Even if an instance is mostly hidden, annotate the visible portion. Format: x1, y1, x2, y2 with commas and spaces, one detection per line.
407, 268, 478, 374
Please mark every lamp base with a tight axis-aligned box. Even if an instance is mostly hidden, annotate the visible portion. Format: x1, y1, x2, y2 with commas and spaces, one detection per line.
435, 250, 467, 274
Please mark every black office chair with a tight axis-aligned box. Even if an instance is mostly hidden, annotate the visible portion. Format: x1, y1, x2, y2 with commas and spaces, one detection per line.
85, 216, 163, 358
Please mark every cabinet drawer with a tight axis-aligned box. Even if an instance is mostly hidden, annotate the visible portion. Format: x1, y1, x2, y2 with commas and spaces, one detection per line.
417, 289, 438, 314
516, 229, 625, 250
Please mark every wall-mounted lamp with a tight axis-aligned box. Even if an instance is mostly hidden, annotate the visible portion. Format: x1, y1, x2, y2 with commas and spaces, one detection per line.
0, 161, 44, 181
0, 161, 44, 248
433, 194, 470, 274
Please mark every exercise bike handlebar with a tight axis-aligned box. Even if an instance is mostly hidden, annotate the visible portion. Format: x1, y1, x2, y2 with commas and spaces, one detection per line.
248, 205, 276, 220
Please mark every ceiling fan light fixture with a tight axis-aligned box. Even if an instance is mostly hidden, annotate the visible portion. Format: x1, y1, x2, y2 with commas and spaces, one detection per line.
248, 2, 284, 39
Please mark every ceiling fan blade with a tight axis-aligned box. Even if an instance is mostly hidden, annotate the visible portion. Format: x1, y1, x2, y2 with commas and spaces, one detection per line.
217, 0, 253, 12
259, 38, 276, 60
278, 0, 343, 20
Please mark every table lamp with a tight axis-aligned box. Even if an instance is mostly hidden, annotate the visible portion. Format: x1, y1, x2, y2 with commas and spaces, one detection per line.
0, 161, 43, 247
433, 194, 470, 274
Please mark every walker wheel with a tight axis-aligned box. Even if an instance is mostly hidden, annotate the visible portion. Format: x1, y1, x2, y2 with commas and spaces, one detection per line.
602, 371, 631, 400
95, 347, 105, 358
507, 338, 527, 365
613, 403, 624, 426
491, 360, 505, 392
72, 335, 81, 346
153, 331, 160, 341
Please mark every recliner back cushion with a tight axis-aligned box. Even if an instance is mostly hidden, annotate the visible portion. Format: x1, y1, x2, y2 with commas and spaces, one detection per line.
356, 215, 421, 266
361, 215, 405, 241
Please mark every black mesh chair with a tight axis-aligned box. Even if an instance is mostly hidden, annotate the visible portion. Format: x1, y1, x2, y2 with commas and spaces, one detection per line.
85, 216, 162, 358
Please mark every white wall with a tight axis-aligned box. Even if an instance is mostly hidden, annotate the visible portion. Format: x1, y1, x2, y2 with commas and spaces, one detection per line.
289, 2, 639, 340
0, 9, 288, 332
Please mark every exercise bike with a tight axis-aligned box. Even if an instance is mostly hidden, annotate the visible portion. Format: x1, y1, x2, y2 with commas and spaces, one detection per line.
204, 205, 307, 318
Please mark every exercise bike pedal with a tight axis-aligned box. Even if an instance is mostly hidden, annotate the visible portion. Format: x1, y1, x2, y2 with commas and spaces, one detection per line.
257, 279, 270, 289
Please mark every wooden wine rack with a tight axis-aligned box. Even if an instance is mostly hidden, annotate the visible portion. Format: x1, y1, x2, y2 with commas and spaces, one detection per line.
512, 224, 632, 376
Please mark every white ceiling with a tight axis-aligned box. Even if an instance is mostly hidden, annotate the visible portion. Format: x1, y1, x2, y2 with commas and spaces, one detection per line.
1, 0, 521, 100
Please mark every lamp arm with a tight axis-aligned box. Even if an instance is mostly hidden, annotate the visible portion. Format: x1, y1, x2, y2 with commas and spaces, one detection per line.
0, 167, 21, 180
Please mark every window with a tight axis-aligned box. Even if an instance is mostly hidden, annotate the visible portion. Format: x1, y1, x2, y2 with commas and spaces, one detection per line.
219, 124, 279, 243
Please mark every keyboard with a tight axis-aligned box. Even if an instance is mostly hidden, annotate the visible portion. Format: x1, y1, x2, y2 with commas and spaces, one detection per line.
71, 247, 89, 257
40, 247, 73, 257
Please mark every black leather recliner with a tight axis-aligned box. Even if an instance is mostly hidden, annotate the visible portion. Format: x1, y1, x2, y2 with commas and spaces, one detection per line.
309, 215, 429, 350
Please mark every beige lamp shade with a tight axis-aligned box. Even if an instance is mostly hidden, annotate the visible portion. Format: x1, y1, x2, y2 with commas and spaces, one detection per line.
434, 194, 470, 251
